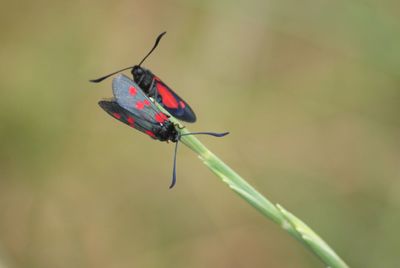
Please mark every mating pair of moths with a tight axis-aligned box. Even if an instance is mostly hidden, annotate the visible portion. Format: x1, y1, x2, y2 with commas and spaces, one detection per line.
91, 32, 228, 188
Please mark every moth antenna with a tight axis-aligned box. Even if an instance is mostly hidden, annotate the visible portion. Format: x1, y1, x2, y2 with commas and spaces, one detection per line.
89, 66, 134, 83
89, 32, 166, 83
180, 131, 230, 137
170, 139, 179, 189
169, 131, 229, 189
138, 31, 166, 67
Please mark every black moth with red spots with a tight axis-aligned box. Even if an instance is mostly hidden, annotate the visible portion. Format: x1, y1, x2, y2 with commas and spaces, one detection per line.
97, 74, 228, 188
108, 74, 176, 141
91, 32, 197, 123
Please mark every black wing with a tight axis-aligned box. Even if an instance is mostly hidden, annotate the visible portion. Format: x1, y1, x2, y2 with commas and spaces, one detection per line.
153, 77, 197, 123
112, 74, 166, 124
98, 99, 161, 140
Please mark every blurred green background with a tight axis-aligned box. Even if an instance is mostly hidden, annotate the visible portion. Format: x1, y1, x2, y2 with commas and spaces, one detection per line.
1, 0, 399, 267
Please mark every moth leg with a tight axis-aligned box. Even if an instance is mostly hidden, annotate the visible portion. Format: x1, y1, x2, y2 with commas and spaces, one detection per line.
137, 74, 145, 85
148, 78, 159, 103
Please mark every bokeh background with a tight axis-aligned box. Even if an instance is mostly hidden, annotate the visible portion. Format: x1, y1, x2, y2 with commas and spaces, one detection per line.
1, 0, 399, 267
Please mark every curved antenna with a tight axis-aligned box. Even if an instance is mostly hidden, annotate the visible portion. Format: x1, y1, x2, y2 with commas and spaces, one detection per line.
170, 140, 179, 189
89, 32, 167, 83
138, 31, 166, 66
169, 131, 229, 189
89, 65, 134, 83
180, 132, 229, 138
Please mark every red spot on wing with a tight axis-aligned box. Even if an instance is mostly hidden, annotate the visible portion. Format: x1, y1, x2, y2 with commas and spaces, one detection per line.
179, 101, 186, 108
135, 101, 144, 110
143, 99, 151, 106
112, 113, 121, 119
145, 130, 156, 138
155, 112, 168, 123
127, 116, 135, 127
161, 113, 168, 121
129, 86, 137, 96
156, 82, 178, 109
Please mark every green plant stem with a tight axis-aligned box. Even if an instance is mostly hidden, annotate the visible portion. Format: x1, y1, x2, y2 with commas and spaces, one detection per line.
166, 114, 349, 268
